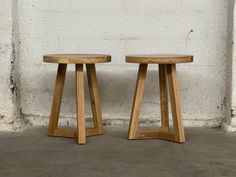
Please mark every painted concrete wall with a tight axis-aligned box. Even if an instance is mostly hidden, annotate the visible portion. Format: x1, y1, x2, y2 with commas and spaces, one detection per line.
0, 0, 231, 130
16, 0, 228, 128
0, 0, 20, 131
227, 0, 236, 131
232, 4, 236, 111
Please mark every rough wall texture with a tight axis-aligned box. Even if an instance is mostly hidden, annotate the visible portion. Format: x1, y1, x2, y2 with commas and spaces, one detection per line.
0, 0, 20, 131
16, 0, 228, 128
228, 0, 236, 131
222, 0, 234, 131
0, 0, 231, 130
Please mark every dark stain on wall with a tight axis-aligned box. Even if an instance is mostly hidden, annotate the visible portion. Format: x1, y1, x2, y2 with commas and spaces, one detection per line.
9, 41, 17, 95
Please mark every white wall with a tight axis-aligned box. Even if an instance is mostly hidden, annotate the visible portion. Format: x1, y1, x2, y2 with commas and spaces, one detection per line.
227, 0, 236, 131
0, 0, 20, 130
0, 0, 231, 130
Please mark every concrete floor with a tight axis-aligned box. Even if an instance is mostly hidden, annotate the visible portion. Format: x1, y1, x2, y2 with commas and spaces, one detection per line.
0, 127, 236, 177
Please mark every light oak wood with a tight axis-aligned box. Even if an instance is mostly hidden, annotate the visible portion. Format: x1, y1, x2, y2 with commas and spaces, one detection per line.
48, 64, 67, 136
85, 127, 103, 136
136, 131, 176, 141
45, 54, 110, 144
53, 128, 103, 138
128, 64, 148, 139
159, 64, 169, 130
44, 54, 111, 64
53, 128, 75, 138
127, 55, 192, 143
86, 64, 104, 134
76, 64, 86, 144
166, 64, 185, 142
126, 54, 193, 64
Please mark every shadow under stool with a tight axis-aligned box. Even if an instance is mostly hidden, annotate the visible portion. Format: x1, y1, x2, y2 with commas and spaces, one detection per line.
43, 54, 111, 144
126, 54, 193, 143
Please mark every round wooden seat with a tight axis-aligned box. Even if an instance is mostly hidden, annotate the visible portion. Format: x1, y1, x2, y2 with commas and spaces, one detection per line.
126, 54, 193, 64
43, 54, 111, 64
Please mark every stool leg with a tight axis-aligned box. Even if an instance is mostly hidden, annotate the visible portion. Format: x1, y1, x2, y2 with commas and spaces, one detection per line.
86, 64, 104, 134
159, 64, 169, 130
166, 64, 185, 143
75, 64, 86, 144
48, 64, 67, 136
128, 64, 148, 139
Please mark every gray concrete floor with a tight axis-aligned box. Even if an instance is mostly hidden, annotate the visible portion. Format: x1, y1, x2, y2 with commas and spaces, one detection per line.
0, 127, 236, 177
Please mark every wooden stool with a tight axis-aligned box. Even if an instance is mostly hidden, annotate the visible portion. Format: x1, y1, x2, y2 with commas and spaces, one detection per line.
126, 54, 193, 143
43, 54, 111, 144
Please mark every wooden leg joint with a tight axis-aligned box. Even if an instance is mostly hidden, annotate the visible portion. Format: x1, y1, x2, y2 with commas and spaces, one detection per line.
51, 127, 103, 138
48, 63, 104, 145
128, 63, 186, 143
